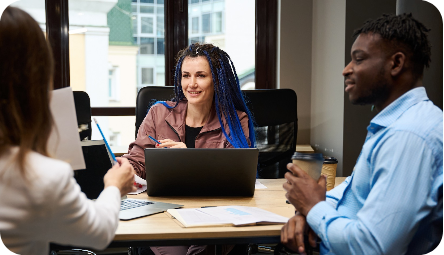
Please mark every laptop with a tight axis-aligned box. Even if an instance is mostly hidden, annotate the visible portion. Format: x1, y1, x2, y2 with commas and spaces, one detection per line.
144, 148, 259, 196
74, 140, 182, 221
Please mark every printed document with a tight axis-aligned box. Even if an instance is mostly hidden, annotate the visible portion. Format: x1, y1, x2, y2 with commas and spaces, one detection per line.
167, 206, 289, 228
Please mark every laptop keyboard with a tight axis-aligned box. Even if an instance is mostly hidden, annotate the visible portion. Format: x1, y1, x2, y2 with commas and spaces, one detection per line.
120, 200, 154, 211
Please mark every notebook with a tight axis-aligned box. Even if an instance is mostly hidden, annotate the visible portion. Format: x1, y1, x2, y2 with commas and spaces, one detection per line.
144, 148, 259, 196
75, 140, 182, 221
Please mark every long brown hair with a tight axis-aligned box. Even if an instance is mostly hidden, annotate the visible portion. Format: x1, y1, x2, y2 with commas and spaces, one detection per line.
0, 7, 54, 178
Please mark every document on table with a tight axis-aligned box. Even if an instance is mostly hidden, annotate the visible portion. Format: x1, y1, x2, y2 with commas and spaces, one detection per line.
166, 206, 289, 228
128, 174, 147, 195
255, 180, 267, 189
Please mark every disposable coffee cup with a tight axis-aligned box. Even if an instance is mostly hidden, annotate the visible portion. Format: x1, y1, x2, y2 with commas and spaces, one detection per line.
291, 152, 324, 180
322, 156, 338, 191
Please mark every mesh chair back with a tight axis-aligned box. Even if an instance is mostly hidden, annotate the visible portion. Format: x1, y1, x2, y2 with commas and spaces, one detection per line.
73, 91, 92, 140
242, 89, 298, 178
135, 86, 175, 138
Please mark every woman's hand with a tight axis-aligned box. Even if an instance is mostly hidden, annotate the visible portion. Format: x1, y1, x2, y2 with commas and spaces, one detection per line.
104, 157, 137, 196
157, 139, 187, 148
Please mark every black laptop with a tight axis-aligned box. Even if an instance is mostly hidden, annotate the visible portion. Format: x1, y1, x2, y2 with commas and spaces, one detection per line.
75, 140, 182, 220
144, 148, 259, 196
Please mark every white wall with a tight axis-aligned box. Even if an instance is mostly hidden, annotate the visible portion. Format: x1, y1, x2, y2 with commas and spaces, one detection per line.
310, 0, 346, 176
278, 0, 313, 145
278, 0, 346, 175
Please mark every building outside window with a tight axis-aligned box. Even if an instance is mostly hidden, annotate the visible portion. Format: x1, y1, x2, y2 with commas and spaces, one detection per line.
14, 0, 255, 153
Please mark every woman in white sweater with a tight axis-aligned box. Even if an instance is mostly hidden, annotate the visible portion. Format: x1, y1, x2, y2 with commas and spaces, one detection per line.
0, 7, 136, 255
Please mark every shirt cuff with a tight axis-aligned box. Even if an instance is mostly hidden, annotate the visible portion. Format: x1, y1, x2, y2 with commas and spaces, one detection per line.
100, 186, 121, 200
306, 201, 337, 239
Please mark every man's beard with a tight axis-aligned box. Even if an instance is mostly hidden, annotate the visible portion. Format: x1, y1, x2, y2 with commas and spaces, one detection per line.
351, 67, 391, 106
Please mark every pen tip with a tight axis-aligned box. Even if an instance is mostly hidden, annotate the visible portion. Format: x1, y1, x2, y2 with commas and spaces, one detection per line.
93, 118, 98, 124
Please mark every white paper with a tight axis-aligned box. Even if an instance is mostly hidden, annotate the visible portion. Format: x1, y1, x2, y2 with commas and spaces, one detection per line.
128, 174, 147, 195
168, 206, 288, 227
196, 206, 288, 226
255, 180, 267, 189
47, 87, 85, 170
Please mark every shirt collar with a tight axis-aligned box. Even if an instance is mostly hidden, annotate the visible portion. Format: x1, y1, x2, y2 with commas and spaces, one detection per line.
368, 87, 429, 133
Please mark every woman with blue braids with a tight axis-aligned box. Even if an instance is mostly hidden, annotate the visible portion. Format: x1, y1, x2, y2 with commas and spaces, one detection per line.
123, 43, 256, 255
123, 42, 256, 180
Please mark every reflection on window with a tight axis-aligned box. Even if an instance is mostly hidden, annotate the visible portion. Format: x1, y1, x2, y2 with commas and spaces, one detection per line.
141, 0, 154, 3
191, 0, 200, 4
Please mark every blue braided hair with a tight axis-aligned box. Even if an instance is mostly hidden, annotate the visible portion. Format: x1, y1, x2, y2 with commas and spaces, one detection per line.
156, 42, 256, 148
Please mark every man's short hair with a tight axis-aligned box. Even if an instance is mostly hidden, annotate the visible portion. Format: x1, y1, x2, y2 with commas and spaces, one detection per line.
353, 13, 431, 78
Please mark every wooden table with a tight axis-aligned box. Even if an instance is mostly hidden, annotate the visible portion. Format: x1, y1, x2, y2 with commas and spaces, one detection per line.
110, 177, 347, 248
51, 178, 348, 252
111, 179, 293, 247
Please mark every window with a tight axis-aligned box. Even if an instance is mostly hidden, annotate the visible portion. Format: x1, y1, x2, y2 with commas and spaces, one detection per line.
140, 6, 154, 13
141, 67, 154, 85
192, 17, 199, 34
214, 12, 222, 33
157, 38, 165, 54
39, 0, 276, 153
189, 0, 255, 89
157, 16, 164, 36
202, 13, 211, 33
108, 67, 120, 101
141, 16, 154, 34
140, 37, 155, 54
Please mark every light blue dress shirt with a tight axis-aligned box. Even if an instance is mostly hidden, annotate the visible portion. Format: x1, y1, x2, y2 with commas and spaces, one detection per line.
307, 87, 443, 255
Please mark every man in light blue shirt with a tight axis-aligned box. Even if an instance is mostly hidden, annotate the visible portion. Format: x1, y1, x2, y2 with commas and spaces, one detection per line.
281, 14, 442, 255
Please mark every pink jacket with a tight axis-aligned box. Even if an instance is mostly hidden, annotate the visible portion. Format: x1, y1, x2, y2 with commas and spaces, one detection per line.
122, 100, 251, 179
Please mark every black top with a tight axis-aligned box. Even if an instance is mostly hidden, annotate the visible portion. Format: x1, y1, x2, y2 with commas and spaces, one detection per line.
185, 125, 203, 148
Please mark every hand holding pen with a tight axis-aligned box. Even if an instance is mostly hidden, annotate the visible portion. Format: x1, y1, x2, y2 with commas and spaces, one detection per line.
93, 118, 118, 165
93, 118, 136, 195
148, 135, 187, 148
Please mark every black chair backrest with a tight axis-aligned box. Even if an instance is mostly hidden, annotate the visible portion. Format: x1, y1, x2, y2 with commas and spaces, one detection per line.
242, 89, 298, 178
73, 91, 92, 140
135, 86, 175, 138
134, 87, 298, 178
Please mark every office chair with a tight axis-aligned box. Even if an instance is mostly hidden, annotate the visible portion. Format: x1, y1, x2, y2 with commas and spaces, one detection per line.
135, 86, 175, 138
73, 91, 92, 141
242, 89, 298, 179
240, 89, 299, 255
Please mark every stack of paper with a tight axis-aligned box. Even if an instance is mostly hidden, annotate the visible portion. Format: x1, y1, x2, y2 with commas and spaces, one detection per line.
166, 206, 288, 228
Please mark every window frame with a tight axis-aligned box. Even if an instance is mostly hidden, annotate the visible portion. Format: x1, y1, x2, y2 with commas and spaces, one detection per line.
46, 0, 277, 116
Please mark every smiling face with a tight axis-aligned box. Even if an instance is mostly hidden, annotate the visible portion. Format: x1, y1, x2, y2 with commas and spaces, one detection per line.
343, 33, 392, 108
181, 56, 215, 107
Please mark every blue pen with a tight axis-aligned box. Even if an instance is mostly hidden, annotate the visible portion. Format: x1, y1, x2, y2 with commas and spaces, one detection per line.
93, 118, 118, 165
148, 135, 162, 145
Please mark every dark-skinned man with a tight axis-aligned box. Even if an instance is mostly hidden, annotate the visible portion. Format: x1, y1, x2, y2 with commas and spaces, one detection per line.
281, 13, 442, 255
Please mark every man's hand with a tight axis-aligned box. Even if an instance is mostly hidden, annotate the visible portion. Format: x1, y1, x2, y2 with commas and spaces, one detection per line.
281, 212, 317, 254
283, 163, 327, 216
